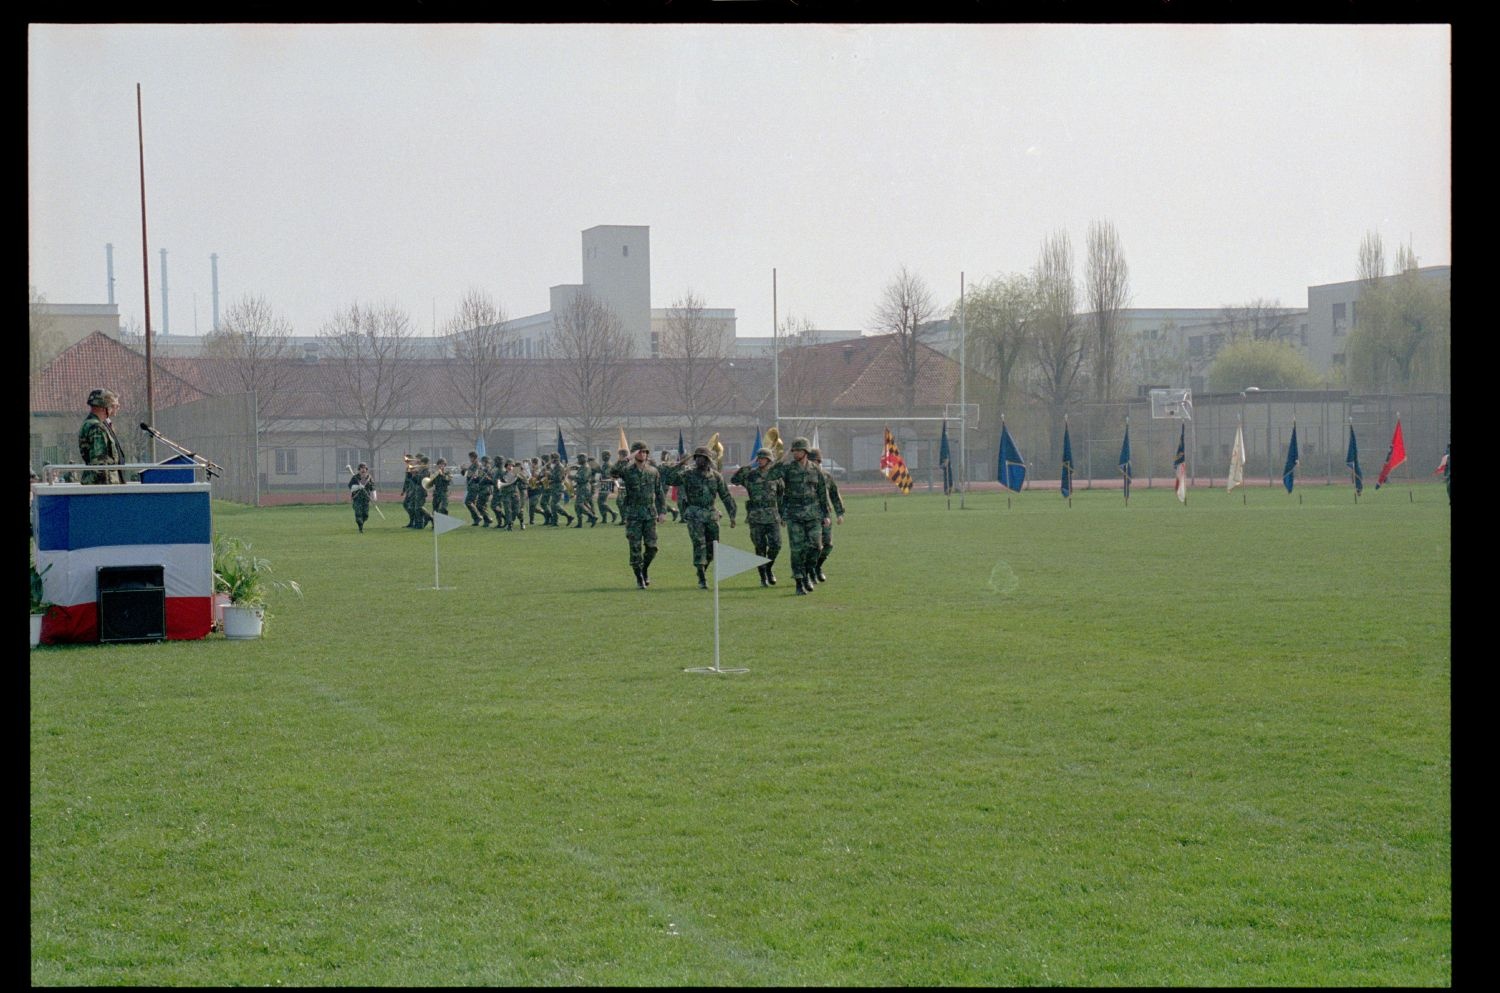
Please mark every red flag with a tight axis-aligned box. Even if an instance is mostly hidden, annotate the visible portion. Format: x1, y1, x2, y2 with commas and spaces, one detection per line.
880, 426, 913, 494
1376, 421, 1406, 488
1433, 452, 1449, 476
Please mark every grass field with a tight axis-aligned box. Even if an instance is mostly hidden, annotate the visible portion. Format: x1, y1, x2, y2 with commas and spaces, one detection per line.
30, 482, 1451, 985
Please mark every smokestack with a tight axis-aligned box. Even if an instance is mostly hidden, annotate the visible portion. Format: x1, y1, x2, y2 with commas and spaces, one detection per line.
159, 248, 169, 334
210, 253, 220, 331
106, 243, 116, 304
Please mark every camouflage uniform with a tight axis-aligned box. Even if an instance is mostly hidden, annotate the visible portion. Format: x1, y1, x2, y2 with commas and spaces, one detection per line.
595, 453, 618, 523
430, 462, 452, 516
810, 450, 846, 581
498, 463, 524, 530
348, 467, 376, 532
462, 456, 487, 524
527, 460, 544, 524
572, 456, 598, 527
731, 451, 783, 586
660, 449, 737, 587
77, 406, 126, 485
475, 458, 496, 526
765, 439, 831, 594
402, 463, 422, 527
610, 444, 668, 587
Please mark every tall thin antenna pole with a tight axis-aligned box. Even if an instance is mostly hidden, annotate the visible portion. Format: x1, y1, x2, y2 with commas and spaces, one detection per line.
959, 271, 966, 508
772, 268, 779, 426
137, 83, 155, 458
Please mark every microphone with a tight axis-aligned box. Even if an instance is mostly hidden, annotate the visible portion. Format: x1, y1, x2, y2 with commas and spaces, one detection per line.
140, 422, 155, 433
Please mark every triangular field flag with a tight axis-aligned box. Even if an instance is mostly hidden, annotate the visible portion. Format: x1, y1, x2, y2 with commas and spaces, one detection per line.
939, 419, 953, 495
475, 436, 487, 459
998, 423, 1026, 491
1282, 424, 1299, 493
1173, 423, 1187, 503
1228, 424, 1246, 491
556, 426, 568, 462
811, 427, 821, 453
1060, 423, 1074, 499
879, 426, 913, 494
618, 426, 630, 455
432, 511, 466, 536
1119, 423, 1132, 501
1376, 420, 1406, 488
713, 541, 770, 582
1347, 426, 1364, 495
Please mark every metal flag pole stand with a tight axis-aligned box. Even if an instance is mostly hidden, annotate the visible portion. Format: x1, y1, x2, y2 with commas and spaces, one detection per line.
685, 541, 767, 675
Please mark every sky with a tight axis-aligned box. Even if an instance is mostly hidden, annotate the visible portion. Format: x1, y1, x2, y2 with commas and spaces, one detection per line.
28, 23, 1450, 341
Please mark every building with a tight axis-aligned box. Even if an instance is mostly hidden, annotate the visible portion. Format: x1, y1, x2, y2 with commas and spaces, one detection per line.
1306, 265, 1451, 376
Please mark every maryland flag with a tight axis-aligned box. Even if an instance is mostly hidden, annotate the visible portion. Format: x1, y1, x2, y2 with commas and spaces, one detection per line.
880, 426, 913, 494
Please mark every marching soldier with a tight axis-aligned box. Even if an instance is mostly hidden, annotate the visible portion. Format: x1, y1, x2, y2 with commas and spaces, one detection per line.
498, 460, 524, 530
477, 456, 497, 526
546, 452, 573, 527
462, 451, 487, 525
660, 447, 737, 589
610, 441, 668, 588
808, 448, 846, 583
348, 462, 376, 533
429, 458, 452, 517
572, 453, 599, 527
730, 447, 783, 587
402, 455, 425, 528
527, 457, 545, 526
764, 436, 831, 595
487, 458, 507, 528
595, 451, 618, 524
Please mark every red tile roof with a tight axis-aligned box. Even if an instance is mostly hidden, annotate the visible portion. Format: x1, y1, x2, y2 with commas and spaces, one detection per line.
29, 332, 210, 415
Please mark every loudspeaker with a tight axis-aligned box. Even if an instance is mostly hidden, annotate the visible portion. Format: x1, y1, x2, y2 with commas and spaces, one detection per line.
97, 565, 166, 643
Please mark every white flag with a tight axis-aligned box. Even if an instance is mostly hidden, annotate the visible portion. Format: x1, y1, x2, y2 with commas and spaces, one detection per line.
1227, 425, 1246, 491
713, 541, 770, 582
432, 511, 466, 536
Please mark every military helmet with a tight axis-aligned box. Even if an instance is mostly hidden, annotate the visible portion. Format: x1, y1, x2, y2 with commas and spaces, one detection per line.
756, 448, 773, 460
790, 436, 811, 452
630, 441, 650, 453
577, 453, 587, 463
692, 446, 711, 459
86, 388, 119, 409
809, 448, 822, 461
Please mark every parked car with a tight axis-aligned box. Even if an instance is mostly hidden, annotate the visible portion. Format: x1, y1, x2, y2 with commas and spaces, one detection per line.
820, 458, 848, 478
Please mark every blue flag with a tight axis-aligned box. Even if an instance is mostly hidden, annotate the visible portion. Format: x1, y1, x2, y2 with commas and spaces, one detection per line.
997, 423, 1026, 492
556, 426, 568, 461
475, 436, 487, 459
1346, 427, 1363, 496
1282, 424, 1299, 493
751, 426, 762, 461
678, 430, 686, 459
1060, 423, 1074, 499
1119, 424, 1132, 501
939, 419, 953, 495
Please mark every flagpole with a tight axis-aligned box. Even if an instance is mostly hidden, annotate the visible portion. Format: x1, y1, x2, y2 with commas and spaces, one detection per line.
1350, 417, 1358, 503
959, 271, 966, 509
433, 514, 442, 589
772, 268, 779, 427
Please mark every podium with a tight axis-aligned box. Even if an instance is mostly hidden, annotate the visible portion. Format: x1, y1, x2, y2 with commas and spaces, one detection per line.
32, 481, 214, 644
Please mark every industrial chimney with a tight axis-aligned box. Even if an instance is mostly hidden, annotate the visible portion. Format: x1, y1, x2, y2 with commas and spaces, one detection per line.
210, 253, 220, 332
105, 243, 116, 304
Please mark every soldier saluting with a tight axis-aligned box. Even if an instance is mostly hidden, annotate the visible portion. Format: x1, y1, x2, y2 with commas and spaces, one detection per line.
610, 441, 668, 589
659, 446, 737, 589
730, 447, 783, 587
764, 436, 832, 595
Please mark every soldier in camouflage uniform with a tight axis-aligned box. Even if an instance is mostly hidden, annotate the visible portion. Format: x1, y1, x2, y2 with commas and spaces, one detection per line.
765, 436, 832, 595
402, 456, 424, 527
428, 458, 453, 518
526, 458, 544, 525
595, 452, 618, 524
730, 447, 783, 587
462, 451, 488, 525
487, 459, 507, 528
610, 441, 668, 588
571, 453, 599, 527
475, 457, 496, 526
659, 446, 738, 589
77, 388, 126, 484
348, 461, 376, 532
808, 448, 846, 583
497, 461, 524, 530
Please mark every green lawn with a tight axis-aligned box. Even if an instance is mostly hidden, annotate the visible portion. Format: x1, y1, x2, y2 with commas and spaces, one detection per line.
30, 482, 1451, 985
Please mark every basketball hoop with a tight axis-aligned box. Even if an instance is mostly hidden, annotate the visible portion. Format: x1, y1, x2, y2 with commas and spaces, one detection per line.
1149, 388, 1193, 420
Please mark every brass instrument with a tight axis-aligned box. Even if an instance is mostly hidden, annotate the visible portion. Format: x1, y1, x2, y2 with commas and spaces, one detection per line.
764, 427, 785, 462
707, 433, 725, 470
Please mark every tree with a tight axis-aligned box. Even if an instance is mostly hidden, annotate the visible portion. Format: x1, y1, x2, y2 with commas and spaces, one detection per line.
29, 286, 64, 382
772, 314, 823, 441
1028, 230, 1087, 461
1084, 219, 1131, 401
960, 272, 1034, 418
1207, 339, 1319, 393
201, 294, 298, 427
441, 289, 523, 454
1346, 236, 1450, 392
872, 266, 937, 415
659, 289, 730, 443
549, 290, 634, 455
1214, 297, 1300, 344
318, 302, 421, 470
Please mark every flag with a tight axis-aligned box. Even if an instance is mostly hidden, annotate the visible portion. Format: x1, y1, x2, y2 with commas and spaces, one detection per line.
556, 426, 568, 462
1376, 420, 1406, 489
431, 511, 466, 536
1119, 424, 1132, 501
751, 425, 762, 460
475, 436, 486, 459
1060, 423, 1074, 499
1282, 424, 1299, 493
997, 423, 1026, 491
618, 426, 629, 455
811, 426, 821, 453
713, 541, 770, 583
939, 419, 953, 495
1434, 450, 1449, 476
1346, 426, 1364, 496
678, 430, 686, 459
1228, 424, 1246, 491
879, 426, 913, 494
1173, 423, 1187, 503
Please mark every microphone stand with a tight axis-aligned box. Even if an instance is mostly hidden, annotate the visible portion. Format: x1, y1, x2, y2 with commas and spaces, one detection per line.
139, 422, 223, 479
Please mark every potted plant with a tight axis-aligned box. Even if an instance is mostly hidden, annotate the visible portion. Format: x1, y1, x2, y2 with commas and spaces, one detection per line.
211, 535, 302, 639
30, 559, 53, 648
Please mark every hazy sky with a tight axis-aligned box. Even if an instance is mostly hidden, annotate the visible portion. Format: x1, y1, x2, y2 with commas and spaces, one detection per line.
29, 23, 1450, 340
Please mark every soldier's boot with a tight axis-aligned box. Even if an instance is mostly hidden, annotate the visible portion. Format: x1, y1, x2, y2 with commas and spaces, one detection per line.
633, 566, 646, 589
696, 566, 708, 590
560, 509, 574, 525
794, 576, 808, 595
757, 564, 769, 587
642, 549, 656, 587
357, 522, 364, 533
764, 555, 778, 585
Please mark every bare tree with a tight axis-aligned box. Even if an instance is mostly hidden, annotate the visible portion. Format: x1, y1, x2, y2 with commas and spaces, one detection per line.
872, 266, 937, 415
549, 290, 634, 454
1028, 230, 1086, 462
1358, 230, 1387, 286
659, 289, 731, 443
29, 286, 64, 381
773, 314, 823, 440
441, 289, 523, 453
1084, 219, 1131, 401
201, 294, 298, 427
1214, 298, 1300, 344
962, 272, 1035, 417
1347, 239, 1450, 392
318, 302, 421, 469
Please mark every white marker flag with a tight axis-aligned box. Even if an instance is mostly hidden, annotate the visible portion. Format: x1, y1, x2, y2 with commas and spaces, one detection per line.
714, 541, 769, 582
432, 511, 466, 536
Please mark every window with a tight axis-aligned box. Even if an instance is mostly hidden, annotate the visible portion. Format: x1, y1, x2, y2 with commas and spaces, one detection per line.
650, 331, 660, 358
429, 447, 455, 465
622, 244, 629, 257
1350, 301, 1358, 327
1188, 336, 1204, 357
1332, 302, 1347, 334
275, 449, 298, 475
1332, 353, 1346, 366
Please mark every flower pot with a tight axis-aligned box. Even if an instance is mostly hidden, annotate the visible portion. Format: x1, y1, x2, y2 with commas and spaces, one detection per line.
30, 613, 43, 648
221, 604, 265, 640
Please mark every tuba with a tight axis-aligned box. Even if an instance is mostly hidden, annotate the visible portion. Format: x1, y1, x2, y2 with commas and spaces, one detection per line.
707, 433, 725, 470
764, 426, 785, 463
